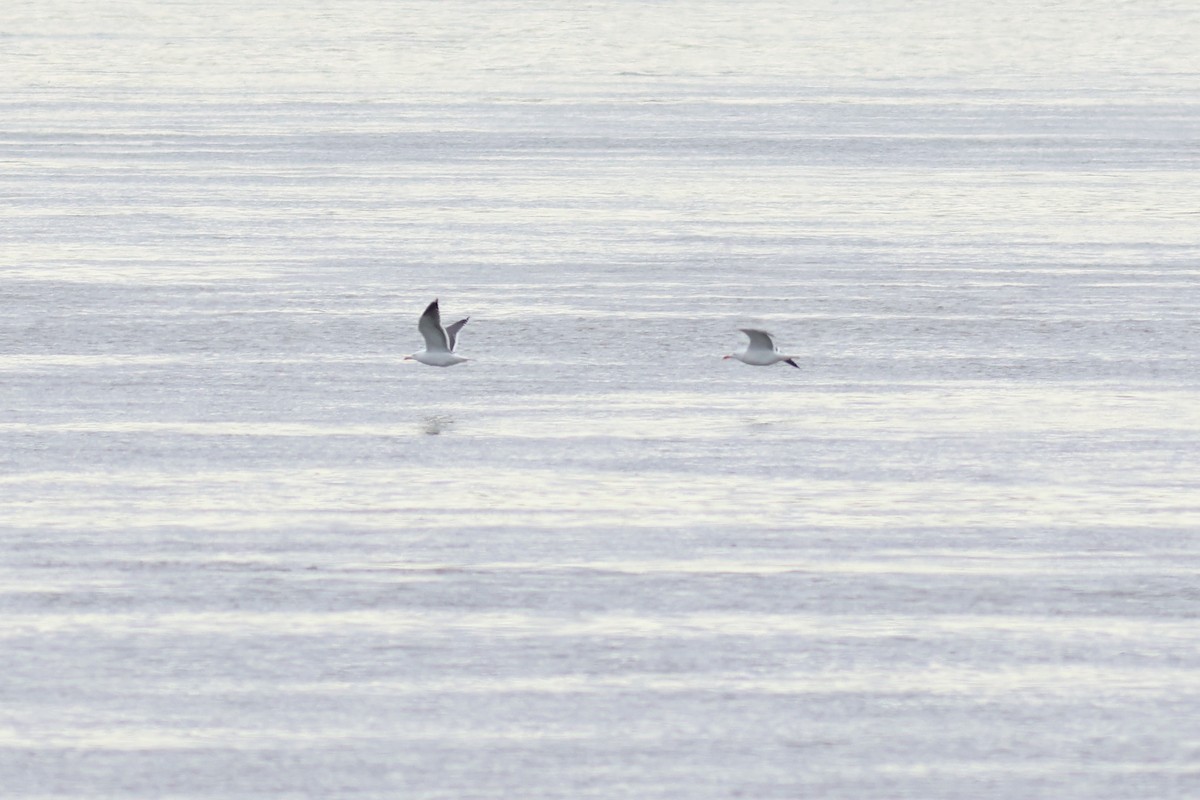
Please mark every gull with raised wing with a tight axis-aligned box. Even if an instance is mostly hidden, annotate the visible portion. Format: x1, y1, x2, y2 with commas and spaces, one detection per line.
724, 328, 799, 369
405, 299, 470, 367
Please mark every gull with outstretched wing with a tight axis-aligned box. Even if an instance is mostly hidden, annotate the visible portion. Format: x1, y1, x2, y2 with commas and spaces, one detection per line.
405, 299, 470, 367
724, 328, 799, 369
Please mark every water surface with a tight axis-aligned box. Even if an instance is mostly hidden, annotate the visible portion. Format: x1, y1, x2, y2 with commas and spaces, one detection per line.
2, 1, 1199, 797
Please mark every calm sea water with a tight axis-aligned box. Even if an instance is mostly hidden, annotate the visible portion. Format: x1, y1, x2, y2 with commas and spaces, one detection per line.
3, 1, 1199, 797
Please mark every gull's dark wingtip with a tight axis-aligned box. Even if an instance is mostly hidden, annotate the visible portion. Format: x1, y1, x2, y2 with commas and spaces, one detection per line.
784, 358, 800, 369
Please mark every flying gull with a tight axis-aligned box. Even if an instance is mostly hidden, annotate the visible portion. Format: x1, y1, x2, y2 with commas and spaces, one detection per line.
405, 299, 470, 367
724, 328, 799, 368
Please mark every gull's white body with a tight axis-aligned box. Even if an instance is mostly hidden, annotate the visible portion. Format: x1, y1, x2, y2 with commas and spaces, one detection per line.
725, 328, 799, 368
406, 299, 470, 367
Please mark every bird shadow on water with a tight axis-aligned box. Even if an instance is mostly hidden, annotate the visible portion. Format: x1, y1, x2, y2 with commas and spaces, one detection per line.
745, 417, 787, 432
420, 414, 456, 436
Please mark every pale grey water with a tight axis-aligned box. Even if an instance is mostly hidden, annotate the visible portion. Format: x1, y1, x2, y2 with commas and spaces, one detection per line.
3, 1, 1200, 798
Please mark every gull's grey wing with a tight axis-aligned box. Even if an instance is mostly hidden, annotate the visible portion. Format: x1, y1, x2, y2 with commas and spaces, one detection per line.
445, 317, 469, 351
418, 300, 450, 352
738, 328, 777, 353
